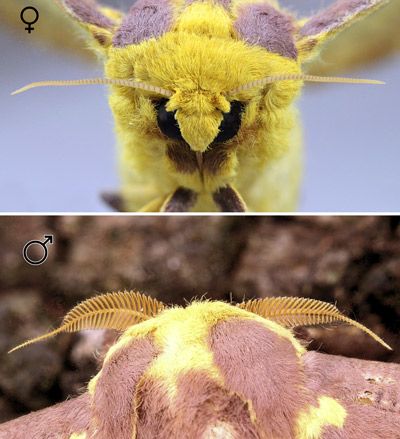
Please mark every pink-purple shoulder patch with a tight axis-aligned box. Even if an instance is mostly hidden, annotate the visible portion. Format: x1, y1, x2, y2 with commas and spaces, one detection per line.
63, 0, 115, 28
185, 0, 232, 9
209, 319, 310, 437
90, 336, 158, 439
300, 0, 380, 37
134, 371, 260, 437
234, 3, 297, 59
113, 0, 173, 47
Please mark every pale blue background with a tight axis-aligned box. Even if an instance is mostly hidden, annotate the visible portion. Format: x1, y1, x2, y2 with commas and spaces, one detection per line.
0, 0, 399, 212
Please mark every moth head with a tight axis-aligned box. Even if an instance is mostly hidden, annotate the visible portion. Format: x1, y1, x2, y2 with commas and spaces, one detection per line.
158, 91, 242, 153
12, 0, 384, 158
56, 0, 305, 154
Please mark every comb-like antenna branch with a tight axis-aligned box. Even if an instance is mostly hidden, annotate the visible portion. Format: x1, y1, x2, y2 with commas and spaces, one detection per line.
11, 78, 173, 97
239, 297, 392, 350
229, 74, 384, 95
9, 291, 166, 354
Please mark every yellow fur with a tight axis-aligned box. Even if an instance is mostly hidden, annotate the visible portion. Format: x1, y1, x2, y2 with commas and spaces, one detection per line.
105, 12, 301, 210
296, 396, 347, 439
88, 372, 100, 396
62, 0, 387, 211
69, 433, 87, 439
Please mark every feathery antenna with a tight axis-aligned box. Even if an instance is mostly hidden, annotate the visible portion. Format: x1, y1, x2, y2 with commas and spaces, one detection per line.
9, 294, 392, 353
11, 78, 173, 97
239, 297, 392, 350
9, 291, 165, 353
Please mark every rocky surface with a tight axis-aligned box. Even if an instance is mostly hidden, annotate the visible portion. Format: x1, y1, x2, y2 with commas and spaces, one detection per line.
0, 216, 399, 422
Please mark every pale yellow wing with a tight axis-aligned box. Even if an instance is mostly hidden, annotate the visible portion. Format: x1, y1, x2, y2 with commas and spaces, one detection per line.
0, 0, 123, 59
0, 0, 93, 60
305, 0, 400, 75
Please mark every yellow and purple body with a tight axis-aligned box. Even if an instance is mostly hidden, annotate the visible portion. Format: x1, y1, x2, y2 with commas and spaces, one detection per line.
29, 0, 389, 212
1, 299, 399, 438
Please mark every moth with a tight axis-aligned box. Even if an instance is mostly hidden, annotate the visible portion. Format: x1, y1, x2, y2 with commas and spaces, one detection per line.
12, 0, 390, 212
2, 291, 399, 439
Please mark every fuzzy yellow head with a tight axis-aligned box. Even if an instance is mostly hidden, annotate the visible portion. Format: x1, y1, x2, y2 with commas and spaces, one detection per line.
101, 0, 303, 213
105, 1, 300, 151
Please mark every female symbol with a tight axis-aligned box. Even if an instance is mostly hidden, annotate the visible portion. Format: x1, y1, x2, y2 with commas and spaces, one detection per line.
20, 6, 39, 34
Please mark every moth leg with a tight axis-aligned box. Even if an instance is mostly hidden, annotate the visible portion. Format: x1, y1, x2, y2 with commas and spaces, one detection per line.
161, 187, 198, 212
138, 196, 169, 212
213, 185, 247, 212
101, 191, 125, 212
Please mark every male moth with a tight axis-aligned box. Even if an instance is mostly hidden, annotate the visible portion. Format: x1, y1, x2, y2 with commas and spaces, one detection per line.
13, 0, 389, 211
2, 292, 399, 439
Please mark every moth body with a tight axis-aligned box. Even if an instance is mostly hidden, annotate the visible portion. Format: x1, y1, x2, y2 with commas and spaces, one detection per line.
2, 295, 398, 439
13, 0, 390, 211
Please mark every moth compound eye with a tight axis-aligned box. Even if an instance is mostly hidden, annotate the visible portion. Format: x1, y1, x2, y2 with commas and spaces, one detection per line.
213, 101, 245, 144
155, 99, 184, 141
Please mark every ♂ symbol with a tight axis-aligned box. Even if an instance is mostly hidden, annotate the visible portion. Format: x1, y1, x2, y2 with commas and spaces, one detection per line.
20, 6, 39, 34
23, 235, 54, 266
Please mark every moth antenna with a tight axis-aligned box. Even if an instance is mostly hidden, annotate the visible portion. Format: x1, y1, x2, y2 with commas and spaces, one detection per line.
11, 78, 173, 97
9, 291, 166, 354
229, 74, 385, 94
239, 297, 392, 350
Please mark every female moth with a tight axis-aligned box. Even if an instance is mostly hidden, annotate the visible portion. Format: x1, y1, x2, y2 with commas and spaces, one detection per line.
2, 292, 398, 439
13, 0, 389, 212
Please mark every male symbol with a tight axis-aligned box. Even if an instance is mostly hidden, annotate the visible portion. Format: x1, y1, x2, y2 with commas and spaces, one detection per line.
22, 235, 53, 265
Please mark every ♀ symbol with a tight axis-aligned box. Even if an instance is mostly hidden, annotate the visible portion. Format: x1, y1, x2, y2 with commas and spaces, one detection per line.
20, 6, 39, 34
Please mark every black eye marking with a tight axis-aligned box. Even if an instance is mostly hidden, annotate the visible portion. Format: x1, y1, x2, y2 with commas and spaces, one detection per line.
155, 99, 245, 144
155, 99, 184, 141
213, 101, 245, 144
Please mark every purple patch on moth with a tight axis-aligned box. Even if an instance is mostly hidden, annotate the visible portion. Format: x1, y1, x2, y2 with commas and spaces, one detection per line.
90, 336, 159, 439
63, 0, 114, 28
113, 0, 173, 47
0, 394, 90, 437
209, 319, 310, 438
300, 0, 378, 37
185, 0, 232, 9
303, 352, 400, 438
234, 3, 297, 59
